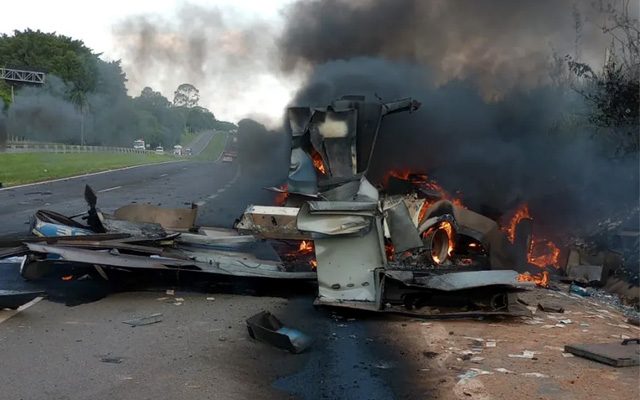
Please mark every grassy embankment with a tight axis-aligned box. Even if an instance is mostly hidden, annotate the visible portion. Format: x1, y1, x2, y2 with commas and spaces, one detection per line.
0, 152, 174, 187
195, 132, 228, 161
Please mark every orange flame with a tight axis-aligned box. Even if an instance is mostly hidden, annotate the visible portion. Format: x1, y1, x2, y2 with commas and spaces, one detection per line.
382, 170, 466, 223
441, 220, 455, 257
528, 239, 560, 269
504, 203, 560, 269
310, 259, 317, 269
311, 150, 326, 175
517, 271, 549, 288
505, 204, 531, 243
298, 240, 314, 254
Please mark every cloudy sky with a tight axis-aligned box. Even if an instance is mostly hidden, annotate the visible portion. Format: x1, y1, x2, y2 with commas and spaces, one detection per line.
0, 0, 298, 123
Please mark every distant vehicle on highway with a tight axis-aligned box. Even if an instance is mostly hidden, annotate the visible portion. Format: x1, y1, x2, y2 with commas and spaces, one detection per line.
133, 139, 145, 150
221, 150, 237, 163
184, 148, 193, 156
173, 145, 183, 156
155, 146, 164, 154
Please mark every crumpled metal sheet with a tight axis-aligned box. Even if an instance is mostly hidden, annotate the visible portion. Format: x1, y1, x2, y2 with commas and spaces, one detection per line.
25, 242, 315, 280
235, 205, 308, 240
297, 203, 372, 236
384, 198, 423, 253
31, 210, 95, 237
385, 270, 530, 291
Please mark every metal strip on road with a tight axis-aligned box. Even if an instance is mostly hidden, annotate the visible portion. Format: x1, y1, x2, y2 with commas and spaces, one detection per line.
0, 297, 43, 325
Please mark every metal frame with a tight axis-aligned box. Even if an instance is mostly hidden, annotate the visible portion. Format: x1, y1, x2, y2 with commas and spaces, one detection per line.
0, 68, 46, 84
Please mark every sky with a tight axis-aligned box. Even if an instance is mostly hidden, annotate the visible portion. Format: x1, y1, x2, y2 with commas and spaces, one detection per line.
0, 0, 297, 123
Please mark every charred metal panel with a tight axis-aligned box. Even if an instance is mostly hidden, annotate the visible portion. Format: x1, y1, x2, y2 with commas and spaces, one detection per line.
384, 197, 423, 253
297, 203, 372, 237
385, 270, 529, 291
288, 148, 318, 195
308, 109, 358, 178
235, 206, 308, 240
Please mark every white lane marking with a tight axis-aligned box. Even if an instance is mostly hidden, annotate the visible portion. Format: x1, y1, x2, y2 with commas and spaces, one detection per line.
159, 173, 168, 177
97, 185, 122, 193
195, 201, 206, 207
208, 194, 218, 199
0, 160, 186, 192
217, 188, 225, 193
0, 297, 44, 325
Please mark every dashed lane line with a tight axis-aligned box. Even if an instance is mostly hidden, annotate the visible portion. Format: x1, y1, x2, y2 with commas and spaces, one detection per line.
97, 185, 122, 193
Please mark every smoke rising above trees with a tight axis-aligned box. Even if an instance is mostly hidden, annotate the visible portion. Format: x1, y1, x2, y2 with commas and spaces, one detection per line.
0, 30, 228, 147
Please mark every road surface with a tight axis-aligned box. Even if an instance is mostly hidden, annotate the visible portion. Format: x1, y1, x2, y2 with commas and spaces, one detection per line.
0, 145, 421, 400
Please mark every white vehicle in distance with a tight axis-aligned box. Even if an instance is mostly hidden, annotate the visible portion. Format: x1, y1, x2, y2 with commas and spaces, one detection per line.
173, 145, 183, 156
155, 146, 164, 154
133, 139, 145, 150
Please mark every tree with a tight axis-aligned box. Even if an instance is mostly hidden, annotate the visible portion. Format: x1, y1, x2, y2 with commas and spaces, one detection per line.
173, 83, 200, 108
566, 1, 639, 154
0, 29, 98, 95
185, 106, 216, 132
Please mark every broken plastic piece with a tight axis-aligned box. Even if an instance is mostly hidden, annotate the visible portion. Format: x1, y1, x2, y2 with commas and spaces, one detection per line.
246, 311, 312, 354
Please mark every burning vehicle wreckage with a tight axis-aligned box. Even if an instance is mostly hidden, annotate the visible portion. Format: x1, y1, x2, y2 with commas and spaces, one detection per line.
1, 95, 638, 329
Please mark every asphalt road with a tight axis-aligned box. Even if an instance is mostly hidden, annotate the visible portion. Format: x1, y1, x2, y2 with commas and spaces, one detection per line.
0, 149, 421, 400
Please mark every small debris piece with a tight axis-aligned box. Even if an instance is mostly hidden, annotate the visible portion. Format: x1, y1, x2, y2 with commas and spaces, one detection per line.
246, 311, 312, 354
174, 297, 185, 302
494, 368, 515, 374
485, 341, 497, 348
422, 351, 439, 359
562, 353, 574, 358
569, 284, 590, 297
559, 319, 572, 325
470, 357, 484, 363
206, 297, 215, 301
166, 289, 175, 295
508, 350, 536, 359
537, 303, 564, 313
122, 313, 163, 327
521, 372, 549, 378
100, 357, 123, 364
457, 369, 492, 383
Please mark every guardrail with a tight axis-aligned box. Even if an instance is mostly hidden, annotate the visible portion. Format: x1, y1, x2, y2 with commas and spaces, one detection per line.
2, 142, 159, 155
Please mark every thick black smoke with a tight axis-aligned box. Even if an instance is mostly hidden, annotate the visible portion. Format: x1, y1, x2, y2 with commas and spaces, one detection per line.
280, 1, 639, 236
7, 76, 81, 143
280, 0, 628, 98
293, 59, 639, 234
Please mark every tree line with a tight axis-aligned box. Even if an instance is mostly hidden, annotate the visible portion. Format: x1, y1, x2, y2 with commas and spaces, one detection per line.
0, 30, 235, 147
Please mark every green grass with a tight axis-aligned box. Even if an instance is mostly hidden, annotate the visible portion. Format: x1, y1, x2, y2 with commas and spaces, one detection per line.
0, 152, 175, 187
179, 131, 198, 146
195, 132, 228, 161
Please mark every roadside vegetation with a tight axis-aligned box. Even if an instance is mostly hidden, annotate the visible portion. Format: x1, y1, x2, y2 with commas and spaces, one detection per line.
0, 152, 174, 187
195, 132, 228, 161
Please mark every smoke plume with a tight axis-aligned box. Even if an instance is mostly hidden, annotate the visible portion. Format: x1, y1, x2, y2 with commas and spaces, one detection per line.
112, 4, 297, 123
280, 0, 639, 235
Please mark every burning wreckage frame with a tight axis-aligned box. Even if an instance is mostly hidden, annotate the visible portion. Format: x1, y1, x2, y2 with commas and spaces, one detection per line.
2, 95, 569, 319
